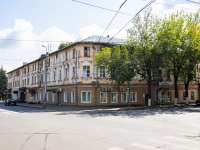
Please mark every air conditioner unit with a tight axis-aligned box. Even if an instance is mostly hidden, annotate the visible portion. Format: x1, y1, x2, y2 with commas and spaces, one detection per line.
102, 87, 107, 92
107, 87, 112, 92
120, 87, 125, 92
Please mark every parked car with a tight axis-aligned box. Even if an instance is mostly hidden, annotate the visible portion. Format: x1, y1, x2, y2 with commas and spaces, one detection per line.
196, 99, 200, 106
5, 99, 17, 106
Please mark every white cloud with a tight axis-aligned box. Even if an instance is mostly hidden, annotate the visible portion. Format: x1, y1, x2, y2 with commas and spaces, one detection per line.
0, 20, 127, 72
164, 4, 200, 16
0, 19, 76, 72
79, 24, 127, 39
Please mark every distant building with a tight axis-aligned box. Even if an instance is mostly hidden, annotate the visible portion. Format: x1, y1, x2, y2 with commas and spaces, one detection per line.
7, 35, 198, 106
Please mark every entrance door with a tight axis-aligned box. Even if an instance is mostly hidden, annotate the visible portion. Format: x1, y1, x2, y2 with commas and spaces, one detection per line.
57, 93, 61, 105
145, 94, 148, 106
71, 91, 75, 103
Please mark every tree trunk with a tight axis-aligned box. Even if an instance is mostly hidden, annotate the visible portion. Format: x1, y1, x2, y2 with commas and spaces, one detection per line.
184, 77, 190, 105
174, 75, 178, 105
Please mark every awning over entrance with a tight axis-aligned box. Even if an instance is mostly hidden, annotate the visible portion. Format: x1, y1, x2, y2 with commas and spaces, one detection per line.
13, 91, 18, 94
29, 88, 37, 94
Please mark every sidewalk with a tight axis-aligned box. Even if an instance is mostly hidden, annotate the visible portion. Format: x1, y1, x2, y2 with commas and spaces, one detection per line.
16, 102, 197, 112
16, 102, 129, 112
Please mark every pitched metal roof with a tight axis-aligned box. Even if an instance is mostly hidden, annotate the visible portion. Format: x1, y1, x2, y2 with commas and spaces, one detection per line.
7, 35, 126, 73
81, 35, 126, 45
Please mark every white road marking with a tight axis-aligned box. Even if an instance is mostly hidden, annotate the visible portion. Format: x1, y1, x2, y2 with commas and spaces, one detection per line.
109, 147, 124, 150
130, 143, 158, 150
149, 139, 196, 150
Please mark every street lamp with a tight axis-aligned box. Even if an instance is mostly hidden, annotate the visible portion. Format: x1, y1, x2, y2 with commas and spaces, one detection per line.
42, 45, 48, 109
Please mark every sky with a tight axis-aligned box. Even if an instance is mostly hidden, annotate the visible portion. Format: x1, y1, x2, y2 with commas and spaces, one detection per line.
0, 0, 200, 72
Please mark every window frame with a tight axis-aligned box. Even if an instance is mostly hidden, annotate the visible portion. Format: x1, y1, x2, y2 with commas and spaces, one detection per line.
121, 92, 128, 103
83, 65, 90, 77
130, 92, 137, 102
84, 47, 90, 57
81, 91, 91, 103
100, 92, 107, 103
111, 92, 118, 103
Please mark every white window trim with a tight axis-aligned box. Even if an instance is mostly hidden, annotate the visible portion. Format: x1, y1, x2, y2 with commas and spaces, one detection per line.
83, 65, 90, 77
121, 92, 128, 103
111, 92, 118, 103
52, 93, 55, 101
40, 92, 43, 101
64, 92, 67, 102
46, 92, 49, 101
130, 92, 137, 102
81, 91, 91, 103
100, 92, 107, 103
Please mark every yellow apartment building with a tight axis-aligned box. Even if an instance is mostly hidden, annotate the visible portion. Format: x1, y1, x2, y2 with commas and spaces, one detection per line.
7, 36, 199, 107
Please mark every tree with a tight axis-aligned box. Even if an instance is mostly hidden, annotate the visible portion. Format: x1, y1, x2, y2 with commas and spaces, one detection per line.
58, 42, 73, 50
93, 45, 137, 88
0, 68, 7, 100
179, 11, 200, 103
159, 11, 200, 104
127, 10, 164, 104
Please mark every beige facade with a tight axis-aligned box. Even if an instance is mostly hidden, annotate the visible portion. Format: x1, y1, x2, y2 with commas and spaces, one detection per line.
7, 36, 199, 106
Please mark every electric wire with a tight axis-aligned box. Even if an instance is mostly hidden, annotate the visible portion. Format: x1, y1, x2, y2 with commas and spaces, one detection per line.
107, 0, 156, 43
143, 0, 199, 10
99, 0, 128, 41
186, 0, 200, 5
71, 0, 134, 16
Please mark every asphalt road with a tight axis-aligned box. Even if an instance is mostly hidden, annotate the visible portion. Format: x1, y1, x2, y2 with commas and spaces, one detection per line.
0, 102, 200, 150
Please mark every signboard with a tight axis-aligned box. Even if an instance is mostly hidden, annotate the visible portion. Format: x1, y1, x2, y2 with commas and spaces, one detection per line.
158, 81, 172, 85
168, 87, 197, 90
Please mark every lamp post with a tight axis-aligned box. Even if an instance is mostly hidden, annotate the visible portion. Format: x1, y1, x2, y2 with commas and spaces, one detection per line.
42, 45, 48, 109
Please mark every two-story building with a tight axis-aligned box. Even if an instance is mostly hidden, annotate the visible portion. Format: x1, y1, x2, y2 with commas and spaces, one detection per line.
7, 35, 199, 106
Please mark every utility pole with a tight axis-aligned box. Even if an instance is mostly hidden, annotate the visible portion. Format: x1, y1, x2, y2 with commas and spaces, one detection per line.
42, 45, 48, 109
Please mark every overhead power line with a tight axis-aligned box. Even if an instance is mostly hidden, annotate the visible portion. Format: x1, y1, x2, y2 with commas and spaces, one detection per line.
186, 0, 200, 5
107, 0, 156, 43
0, 38, 71, 43
99, 0, 128, 41
71, 0, 134, 16
143, 0, 199, 10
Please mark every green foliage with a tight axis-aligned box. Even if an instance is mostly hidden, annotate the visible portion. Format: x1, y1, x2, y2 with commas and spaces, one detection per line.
128, 10, 164, 99
0, 69, 7, 99
93, 45, 137, 87
58, 42, 73, 50
159, 11, 200, 98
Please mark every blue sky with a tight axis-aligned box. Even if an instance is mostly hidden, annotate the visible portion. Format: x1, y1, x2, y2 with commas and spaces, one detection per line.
0, 0, 199, 71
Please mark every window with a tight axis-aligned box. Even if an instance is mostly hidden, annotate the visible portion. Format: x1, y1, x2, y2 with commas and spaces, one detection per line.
72, 67, 76, 77
66, 51, 68, 60
158, 69, 162, 78
111, 92, 118, 103
191, 91, 195, 101
84, 47, 90, 57
40, 92, 43, 101
167, 70, 171, 81
54, 56, 57, 64
53, 70, 56, 81
59, 54, 63, 62
100, 92, 107, 103
83, 66, 90, 77
71, 91, 75, 103
167, 91, 171, 102
59, 70, 62, 80
65, 68, 68, 79
46, 92, 49, 101
52, 93, 55, 101
100, 66, 106, 77
183, 91, 186, 100
73, 49, 77, 58
47, 72, 50, 82
64, 92, 67, 102
81, 91, 91, 103
121, 92, 128, 103
131, 92, 137, 102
